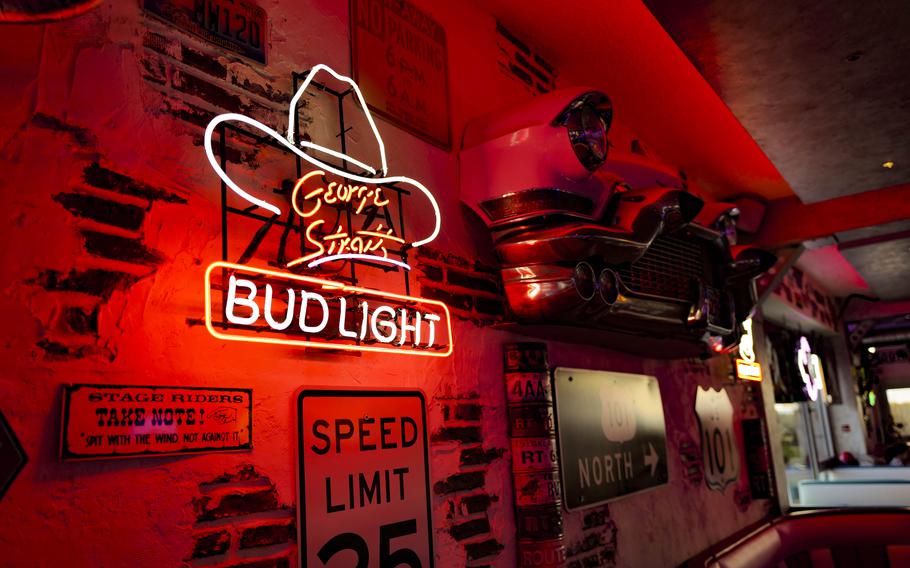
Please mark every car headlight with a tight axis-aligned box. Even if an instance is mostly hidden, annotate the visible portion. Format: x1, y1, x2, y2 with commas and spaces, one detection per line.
554, 92, 612, 171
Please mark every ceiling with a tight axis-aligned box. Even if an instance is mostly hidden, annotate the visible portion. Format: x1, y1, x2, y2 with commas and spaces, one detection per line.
644, 0, 910, 204
479, 0, 792, 201
481, 0, 909, 303
642, 0, 910, 302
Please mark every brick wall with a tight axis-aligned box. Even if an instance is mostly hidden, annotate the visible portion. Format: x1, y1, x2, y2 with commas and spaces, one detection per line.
431, 390, 507, 566
32, 156, 187, 360
416, 247, 506, 324
188, 465, 296, 567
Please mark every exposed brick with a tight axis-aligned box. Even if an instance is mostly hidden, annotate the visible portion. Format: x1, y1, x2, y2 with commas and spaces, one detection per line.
434, 472, 485, 495
190, 530, 231, 559
82, 231, 163, 265
54, 193, 146, 231
139, 55, 167, 85
417, 264, 443, 282
431, 426, 481, 444
474, 296, 505, 317
64, 306, 99, 336
181, 45, 228, 79
231, 76, 291, 104
224, 557, 291, 568
173, 69, 246, 113
162, 97, 215, 130
195, 489, 281, 522
83, 163, 187, 204
204, 465, 262, 485
450, 517, 490, 541
460, 447, 505, 467
455, 403, 482, 421
31, 113, 96, 146
582, 507, 610, 530
32, 268, 136, 299
240, 522, 295, 549
459, 493, 494, 515
420, 286, 472, 312
465, 538, 504, 561
36, 339, 94, 360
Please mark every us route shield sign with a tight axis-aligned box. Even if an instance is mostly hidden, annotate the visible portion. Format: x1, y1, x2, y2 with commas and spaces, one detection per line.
297, 389, 433, 567
554, 368, 668, 510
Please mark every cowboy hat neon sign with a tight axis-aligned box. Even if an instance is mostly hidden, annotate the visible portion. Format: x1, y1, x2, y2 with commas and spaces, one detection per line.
202, 64, 452, 356
203, 63, 441, 271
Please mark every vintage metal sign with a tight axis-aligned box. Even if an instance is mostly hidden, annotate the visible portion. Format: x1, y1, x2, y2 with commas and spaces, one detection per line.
297, 389, 433, 567
695, 387, 741, 492
143, 0, 267, 63
350, 0, 451, 147
205, 262, 452, 357
553, 368, 668, 510
61, 385, 252, 460
0, 410, 27, 500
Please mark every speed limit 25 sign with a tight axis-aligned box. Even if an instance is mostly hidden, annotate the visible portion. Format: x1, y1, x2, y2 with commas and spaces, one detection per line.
297, 389, 434, 567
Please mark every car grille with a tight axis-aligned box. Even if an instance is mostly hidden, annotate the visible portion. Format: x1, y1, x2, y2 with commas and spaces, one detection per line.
618, 234, 709, 301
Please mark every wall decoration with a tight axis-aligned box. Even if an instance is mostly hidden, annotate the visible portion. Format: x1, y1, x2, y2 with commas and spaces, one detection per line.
553, 368, 668, 510
201, 64, 453, 357
503, 343, 566, 568
143, 0, 267, 63
0, 410, 27, 500
205, 262, 452, 357
60, 385, 252, 460
695, 387, 740, 492
350, 0, 450, 148
796, 336, 826, 402
296, 389, 433, 567
460, 88, 775, 358
735, 318, 763, 381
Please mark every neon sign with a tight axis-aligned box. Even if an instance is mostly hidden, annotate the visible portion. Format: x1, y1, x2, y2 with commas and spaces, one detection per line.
206, 262, 452, 356
735, 318, 763, 381
203, 64, 441, 271
796, 336, 825, 401
201, 64, 452, 356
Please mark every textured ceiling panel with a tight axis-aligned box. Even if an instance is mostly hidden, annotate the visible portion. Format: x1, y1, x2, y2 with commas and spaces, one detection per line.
840, 236, 910, 301
646, 0, 910, 204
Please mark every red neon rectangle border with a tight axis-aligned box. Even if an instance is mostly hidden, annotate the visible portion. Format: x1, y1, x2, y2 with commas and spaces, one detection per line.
735, 359, 763, 382
205, 261, 453, 357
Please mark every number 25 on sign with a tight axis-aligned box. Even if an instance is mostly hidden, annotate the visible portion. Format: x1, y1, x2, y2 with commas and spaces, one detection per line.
297, 390, 434, 567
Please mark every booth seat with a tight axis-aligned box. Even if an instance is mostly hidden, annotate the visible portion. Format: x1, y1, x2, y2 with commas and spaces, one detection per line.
820, 466, 910, 482
688, 509, 910, 568
798, 479, 910, 507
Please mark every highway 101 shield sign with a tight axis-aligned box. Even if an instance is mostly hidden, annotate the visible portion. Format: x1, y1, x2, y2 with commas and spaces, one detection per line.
297, 389, 433, 567
554, 368, 668, 510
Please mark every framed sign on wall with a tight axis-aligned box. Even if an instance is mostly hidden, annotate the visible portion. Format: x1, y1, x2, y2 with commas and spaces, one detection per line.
296, 389, 433, 567
60, 384, 252, 460
350, 0, 451, 148
553, 368, 669, 510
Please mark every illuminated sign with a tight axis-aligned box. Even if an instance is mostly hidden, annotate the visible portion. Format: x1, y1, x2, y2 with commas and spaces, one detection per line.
201, 64, 453, 356
205, 262, 452, 357
735, 318, 763, 381
203, 64, 441, 272
297, 389, 433, 567
797, 336, 826, 402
